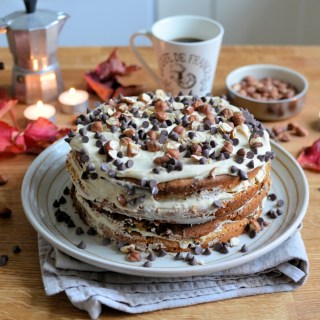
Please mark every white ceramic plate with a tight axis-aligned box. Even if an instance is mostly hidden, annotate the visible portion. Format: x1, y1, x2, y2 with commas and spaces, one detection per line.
21, 139, 309, 277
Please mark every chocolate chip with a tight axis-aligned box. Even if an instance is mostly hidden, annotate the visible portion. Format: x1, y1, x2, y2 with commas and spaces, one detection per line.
149, 180, 157, 189
81, 172, 89, 179
167, 164, 175, 172
80, 153, 90, 163
194, 246, 203, 255
267, 210, 277, 219
126, 160, 134, 169
53, 199, 60, 208
64, 137, 71, 143
213, 200, 223, 208
276, 208, 284, 216
175, 160, 183, 171
12, 245, 21, 253
0, 255, 8, 266
82, 136, 89, 143
158, 248, 167, 257
240, 244, 248, 253
210, 126, 217, 134
238, 170, 248, 180
63, 186, 70, 195
199, 157, 207, 165
158, 135, 167, 144
108, 170, 116, 178
59, 196, 66, 204
248, 230, 256, 239
153, 167, 160, 174
217, 153, 225, 161
267, 193, 277, 201
189, 256, 198, 266
203, 247, 211, 255
101, 163, 109, 172
87, 227, 97, 236
110, 125, 117, 133
170, 132, 179, 141
76, 227, 84, 235
246, 151, 254, 159
117, 163, 126, 171
86, 163, 95, 172
94, 132, 102, 139
257, 155, 265, 162
202, 149, 210, 158
246, 160, 255, 169
79, 128, 87, 136
219, 245, 229, 254
210, 140, 216, 148
77, 241, 86, 249
235, 155, 244, 164
67, 220, 76, 228
213, 243, 223, 252
230, 165, 239, 174
232, 138, 239, 146
147, 252, 157, 261
68, 129, 76, 137
174, 252, 184, 260
143, 260, 152, 268
277, 199, 284, 207
185, 252, 193, 261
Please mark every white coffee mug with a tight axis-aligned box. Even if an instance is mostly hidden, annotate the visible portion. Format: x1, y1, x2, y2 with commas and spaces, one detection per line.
130, 15, 224, 96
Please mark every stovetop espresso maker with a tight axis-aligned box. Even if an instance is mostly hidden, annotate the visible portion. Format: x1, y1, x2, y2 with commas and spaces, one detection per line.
0, 0, 68, 104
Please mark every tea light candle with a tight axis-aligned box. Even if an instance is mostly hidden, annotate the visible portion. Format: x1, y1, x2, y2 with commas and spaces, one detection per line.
24, 101, 56, 122
59, 88, 89, 114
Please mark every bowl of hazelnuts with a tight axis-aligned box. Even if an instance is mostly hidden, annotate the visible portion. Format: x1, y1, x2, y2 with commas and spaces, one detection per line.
226, 64, 308, 121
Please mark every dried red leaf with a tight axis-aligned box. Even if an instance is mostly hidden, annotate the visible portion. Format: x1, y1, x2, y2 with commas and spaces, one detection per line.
24, 117, 68, 154
297, 139, 320, 172
0, 121, 26, 154
84, 48, 142, 101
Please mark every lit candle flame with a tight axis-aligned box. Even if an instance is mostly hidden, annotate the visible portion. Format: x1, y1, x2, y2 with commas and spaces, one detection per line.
36, 101, 44, 108
69, 88, 76, 95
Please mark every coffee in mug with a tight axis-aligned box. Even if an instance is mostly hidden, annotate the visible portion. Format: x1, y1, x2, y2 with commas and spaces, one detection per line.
130, 15, 224, 96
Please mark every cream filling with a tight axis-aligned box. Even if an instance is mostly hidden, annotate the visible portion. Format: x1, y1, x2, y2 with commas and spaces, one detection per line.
70, 153, 268, 224
75, 191, 266, 250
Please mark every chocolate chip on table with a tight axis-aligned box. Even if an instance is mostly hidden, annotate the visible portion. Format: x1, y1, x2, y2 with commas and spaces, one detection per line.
75, 226, 84, 235
12, 245, 21, 254
0, 255, 9, 266
248, 230, 256, 239
143, 260, 152, 268
77, 241, 86, 249
0, 174, 9, 186
67, 220, 76, 228
0, 207, 12, 219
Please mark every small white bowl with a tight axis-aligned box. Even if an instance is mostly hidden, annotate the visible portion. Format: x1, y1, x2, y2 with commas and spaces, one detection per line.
226, 64, 309, 121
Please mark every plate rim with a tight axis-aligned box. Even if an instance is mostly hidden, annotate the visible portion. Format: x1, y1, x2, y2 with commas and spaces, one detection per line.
21, 139, 309, 277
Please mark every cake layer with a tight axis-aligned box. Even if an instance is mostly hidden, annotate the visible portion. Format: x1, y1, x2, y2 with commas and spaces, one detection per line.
67, 150, 270, 224
70, 176, 270, 252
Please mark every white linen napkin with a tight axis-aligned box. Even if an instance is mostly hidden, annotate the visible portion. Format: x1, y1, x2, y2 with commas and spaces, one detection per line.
39, 231, 308, 320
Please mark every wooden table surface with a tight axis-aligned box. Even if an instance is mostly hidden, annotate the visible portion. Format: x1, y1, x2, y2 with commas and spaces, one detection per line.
0, 46, 319, 320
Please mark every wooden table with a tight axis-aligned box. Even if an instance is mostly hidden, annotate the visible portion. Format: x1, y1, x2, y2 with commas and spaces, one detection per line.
0, 46, 319, 319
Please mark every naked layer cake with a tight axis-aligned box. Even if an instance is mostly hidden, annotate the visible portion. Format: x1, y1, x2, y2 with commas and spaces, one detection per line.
65, 89, 274, 252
